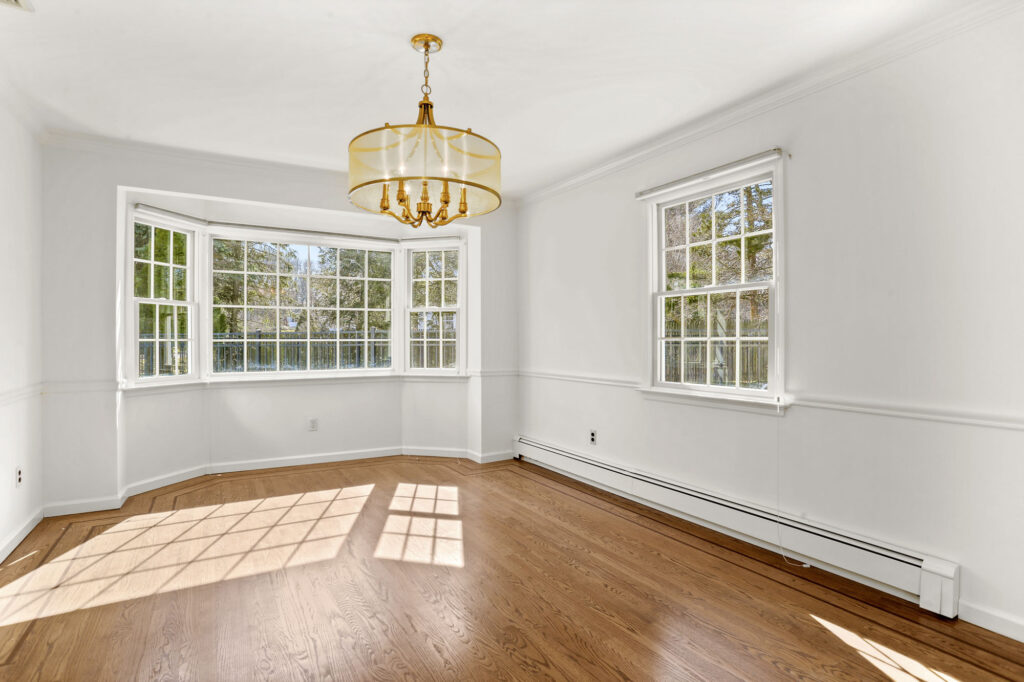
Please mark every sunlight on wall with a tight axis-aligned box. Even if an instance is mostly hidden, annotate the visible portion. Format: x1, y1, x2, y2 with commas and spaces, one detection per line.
0, 485, 374, 628
811, 615, 960, 682
375, 483, 464, 567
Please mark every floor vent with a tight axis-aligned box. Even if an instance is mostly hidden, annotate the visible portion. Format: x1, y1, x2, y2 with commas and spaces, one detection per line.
517, 436, 960, 618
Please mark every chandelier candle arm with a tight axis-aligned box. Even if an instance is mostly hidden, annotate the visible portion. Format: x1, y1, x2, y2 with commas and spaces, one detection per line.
347, 33, 501, 229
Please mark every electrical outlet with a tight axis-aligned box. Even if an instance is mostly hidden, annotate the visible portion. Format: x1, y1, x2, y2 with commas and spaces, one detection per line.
589, 430, 597, 445
15, 467, 23, 488
308, 418, 319, 432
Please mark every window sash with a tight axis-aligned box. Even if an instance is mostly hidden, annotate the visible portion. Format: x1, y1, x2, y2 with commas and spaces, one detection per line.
406, 245, 464, 373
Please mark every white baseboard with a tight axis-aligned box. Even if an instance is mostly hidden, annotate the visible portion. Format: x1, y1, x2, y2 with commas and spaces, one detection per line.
0, 508, 44, 563
43, 494, 123, 517
120, 463, 211, 500
208, 446, 404, 475
959, 600, 1024, 644
475, 450, 515, 463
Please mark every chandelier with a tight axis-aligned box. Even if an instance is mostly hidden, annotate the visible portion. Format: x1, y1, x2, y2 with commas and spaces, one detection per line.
348, 34, 502, 228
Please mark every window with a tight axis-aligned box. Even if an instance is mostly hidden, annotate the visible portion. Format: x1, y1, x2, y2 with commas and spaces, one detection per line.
132, 222, 193, 378
210, 239, 393, 374
642, 150, 782, 400
408, 248, 460, 370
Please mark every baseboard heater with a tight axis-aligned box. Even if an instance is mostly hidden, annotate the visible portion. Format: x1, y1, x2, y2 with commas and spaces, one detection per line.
517, 436, 959, 618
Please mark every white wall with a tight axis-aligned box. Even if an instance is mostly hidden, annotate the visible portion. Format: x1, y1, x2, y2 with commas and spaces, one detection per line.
517, 13, 1024, 639
0, 92, 43, 559
38, 136, 519, 517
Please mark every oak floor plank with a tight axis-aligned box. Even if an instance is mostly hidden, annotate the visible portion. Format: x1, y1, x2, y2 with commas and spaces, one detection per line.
1, 456, 1021, 681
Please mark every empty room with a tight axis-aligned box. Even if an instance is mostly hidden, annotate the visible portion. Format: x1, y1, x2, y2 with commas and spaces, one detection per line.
1, 1, 1023, 679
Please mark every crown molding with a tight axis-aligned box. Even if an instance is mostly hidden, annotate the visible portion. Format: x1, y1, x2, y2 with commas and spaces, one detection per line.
523, 0, 1023, 205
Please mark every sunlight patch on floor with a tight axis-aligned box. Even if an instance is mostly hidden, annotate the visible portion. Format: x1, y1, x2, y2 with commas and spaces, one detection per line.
0, 484, 374, 627
811, 615, 960, 682
375, 483, 464, 567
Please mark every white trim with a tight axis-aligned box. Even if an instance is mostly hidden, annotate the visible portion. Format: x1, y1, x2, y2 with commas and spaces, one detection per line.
522, 0, 1023, 203
0, 382, 42, 407
42, 380, 118, 394
119, 463, 211, 500
43, 494, 124, 517
0, 508, 43, 564
958, 601, 1024, 644
639, 387, 785, 415
519, 370, 638, 389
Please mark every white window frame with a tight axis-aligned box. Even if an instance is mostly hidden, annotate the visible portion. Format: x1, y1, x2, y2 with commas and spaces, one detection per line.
404, 237, 467, 375
119, 207, 469, 388
637, 149, 785, 407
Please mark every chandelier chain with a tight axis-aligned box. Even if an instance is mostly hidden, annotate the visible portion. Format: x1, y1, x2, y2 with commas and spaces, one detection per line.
421, 47, 431, 96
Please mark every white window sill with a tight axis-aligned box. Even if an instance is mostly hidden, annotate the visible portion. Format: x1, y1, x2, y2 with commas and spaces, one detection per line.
120, 370, 471, 393
637, 386, 788, 415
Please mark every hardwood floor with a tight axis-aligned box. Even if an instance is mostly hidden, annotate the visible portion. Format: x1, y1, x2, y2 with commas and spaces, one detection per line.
1, 456, 1021, 681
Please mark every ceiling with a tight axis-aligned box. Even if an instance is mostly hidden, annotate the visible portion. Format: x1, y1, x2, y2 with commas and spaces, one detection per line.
0, 0, 970, 196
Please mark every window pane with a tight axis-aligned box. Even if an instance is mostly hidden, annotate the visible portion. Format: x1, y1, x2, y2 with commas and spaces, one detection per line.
740, 340, 769, 389
443, 280, 457, 307
246, 242, 277, 273
213, 238, 244, 271
154, 265, 170, 299
134, 223, 151, 259
368, 251, 391, 278
213, 342, 244, 373
441, 311, 456, 339
664, 204, 686, 248
688, 196, 712, 243
339, 249, 365, 277
213, 307, 244, 339
744, 234, 773, 282
311, 246, 338, 275
428, 281, 442, 307
213, 273, 244, 305
158, 305, 174, 339
743, 181, 773, 233
442, 341, 456, 369
246, 274, 277, 306
173, 267, 187, 301
158, 340, 176, 376
663, 340, 681, 382
246, 308, 277, 339
339, 279, 364, 308
368, 281, 391, 309
425, 312, 439, 340
310, 309, 338, 339
710, 292, 737, 337
409, 312, 424, 340
138, 303, 155, 339
426, 342, 441, 368
138, 342, 155, 377
714, 190, 741, 237
247, 342, 277, 371
368, 311, 391, 339
175, 341, 189, 375
339, 311, 364, 339
409, 342, 424, 368
280, 341, 307, 371
173, 232, 187, 266
369, 341, 391, 368
715, 239, 741, 285
443, 250, 458, 278
279, 275, 307, 306
176, 306, 189, 338
413, 252, 427, 279
688, 244, 712, 288
740, 289, 769, 337
134, 262, 151, 298
154, 228, 171, 263
665, 249, 686, 291
310, 342, 337, 370
684, 295, 707, 337
710, 340, 736, 386
428, 251, 443, 277
412, 281, 427, 307
340, 341, 363, 368
310, 277, 336, 307
279, 244, 309, 274
663, 297, 681, 338
280, 309, 307, 339
683, 341, 707, 384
